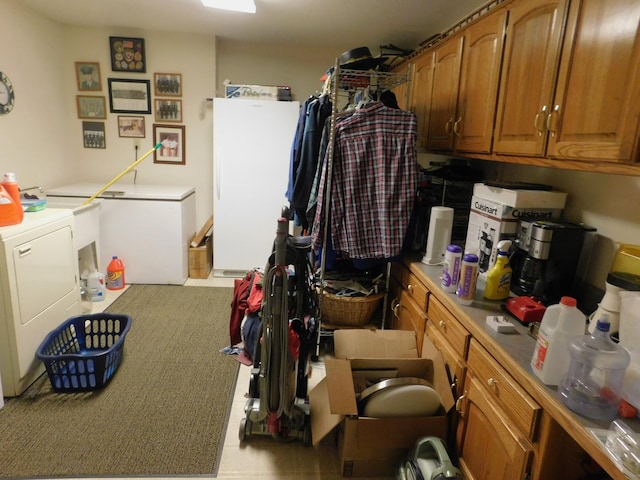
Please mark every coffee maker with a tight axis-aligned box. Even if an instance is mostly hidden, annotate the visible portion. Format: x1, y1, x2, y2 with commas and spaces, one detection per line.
511, 220, 594, 305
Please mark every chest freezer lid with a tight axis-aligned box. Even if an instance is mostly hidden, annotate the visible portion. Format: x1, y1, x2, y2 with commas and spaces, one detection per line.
47, 183, 195, 201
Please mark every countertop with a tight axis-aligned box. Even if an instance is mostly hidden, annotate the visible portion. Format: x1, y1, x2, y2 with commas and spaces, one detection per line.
404, 257, 640, 480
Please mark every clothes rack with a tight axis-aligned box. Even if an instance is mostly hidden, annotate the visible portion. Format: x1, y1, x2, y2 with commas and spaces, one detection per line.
313, 59, 414, 351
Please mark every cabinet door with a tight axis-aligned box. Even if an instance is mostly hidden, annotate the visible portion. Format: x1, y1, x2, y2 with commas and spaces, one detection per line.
546, 0, 640, 163
427, 35, 464, 151
455, 10, 508, 153
394, 289, 428, 355
493, 0, 569, 156
456, 375, 533, 480
409, 51, 436, 149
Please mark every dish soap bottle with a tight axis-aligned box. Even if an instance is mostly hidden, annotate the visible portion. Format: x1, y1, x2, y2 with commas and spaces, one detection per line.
484, 240, 512, 300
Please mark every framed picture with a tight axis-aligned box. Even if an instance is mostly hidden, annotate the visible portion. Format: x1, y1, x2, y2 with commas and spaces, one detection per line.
108, 78, 151, 114
76, 95, 107, 119
75, 62, 101, 91
154, 73, 182, 96
117, 115, 146, 138
153, 124, 185, 165
155, 99, 182, 122
109, 36, 146, 73
82, 121, 106, 148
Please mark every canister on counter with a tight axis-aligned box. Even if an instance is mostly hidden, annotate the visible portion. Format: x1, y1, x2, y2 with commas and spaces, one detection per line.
456, 253, 479, 305
441, 244, 463, 293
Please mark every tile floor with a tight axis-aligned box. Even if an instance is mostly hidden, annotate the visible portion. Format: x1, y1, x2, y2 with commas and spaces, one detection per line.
82, 274, 395, 480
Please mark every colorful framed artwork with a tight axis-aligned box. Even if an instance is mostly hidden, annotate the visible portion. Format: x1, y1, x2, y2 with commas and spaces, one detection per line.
153, 124, 185, 165
153, 73, 182, 96
117, 115, 146, 138
82, 121, 106, 148
109, 36, 146, 73
76, 95, 107, 119
154, 99, 182, 122
108, 78, 151, 114
75, 62, 102, 91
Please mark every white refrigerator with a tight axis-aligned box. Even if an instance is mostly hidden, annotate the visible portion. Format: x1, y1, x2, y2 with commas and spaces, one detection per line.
213, 98, 300, 276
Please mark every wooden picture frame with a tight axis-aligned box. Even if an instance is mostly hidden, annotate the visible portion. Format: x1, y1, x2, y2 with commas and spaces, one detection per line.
76, 95, 107, 119
154, 73, 182, 96
109, 36, 146, 73
82, 121, 106, 148
153, 124, 185, 165
117, 115, 146, 138
154, 99, 182, 122
75, 62, 101, 91
108, 78, 151, 114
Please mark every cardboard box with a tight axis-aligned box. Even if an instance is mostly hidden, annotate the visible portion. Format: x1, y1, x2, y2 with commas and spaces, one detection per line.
465, 183, 567, 273
225, 84, 279, 100
189, 234, 212, 279
309, 330, 455, 477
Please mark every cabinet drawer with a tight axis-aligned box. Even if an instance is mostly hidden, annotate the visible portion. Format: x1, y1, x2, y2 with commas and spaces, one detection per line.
395, 289, 428, 355
427, 296, 470, 359
426, 322, 466, 398
467, 339, 541, 440
391, 263, 429, 311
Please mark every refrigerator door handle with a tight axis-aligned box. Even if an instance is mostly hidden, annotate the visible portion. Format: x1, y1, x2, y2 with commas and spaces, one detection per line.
215, 146, 222, 200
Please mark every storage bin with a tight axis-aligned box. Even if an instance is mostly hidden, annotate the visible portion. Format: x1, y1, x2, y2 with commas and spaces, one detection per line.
36, 313, 132, 392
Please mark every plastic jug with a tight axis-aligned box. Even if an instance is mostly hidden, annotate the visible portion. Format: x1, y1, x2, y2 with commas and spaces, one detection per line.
531, 296, 586, 385
106, 256, 125, 290
0, 184, 22, 227
1, 172, 23, 223
558, 316, 630, 421
87, 271, 106, 302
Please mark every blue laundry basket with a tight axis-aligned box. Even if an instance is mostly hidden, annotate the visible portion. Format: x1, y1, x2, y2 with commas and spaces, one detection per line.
36, 312, 132, 392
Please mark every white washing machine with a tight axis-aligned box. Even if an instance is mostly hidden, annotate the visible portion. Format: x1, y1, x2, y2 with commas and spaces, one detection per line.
0, 209, 81, 396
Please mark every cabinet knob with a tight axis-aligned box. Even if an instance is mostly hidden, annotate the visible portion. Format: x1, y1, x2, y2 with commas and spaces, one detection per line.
487, 377, 497, 388
546, 105, 560, 137
407, 284, 413, 292
445, 118, 454, 135
393, 301, 400, 318
534, 105, 547, 136
439, 320, 446, 328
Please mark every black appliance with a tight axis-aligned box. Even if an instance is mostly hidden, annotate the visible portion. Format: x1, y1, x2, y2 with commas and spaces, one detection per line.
511, 220, 594, 305
404, 164, 481, 253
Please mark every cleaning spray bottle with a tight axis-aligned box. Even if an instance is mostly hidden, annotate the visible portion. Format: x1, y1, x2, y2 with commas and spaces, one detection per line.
484, 240, 512, 300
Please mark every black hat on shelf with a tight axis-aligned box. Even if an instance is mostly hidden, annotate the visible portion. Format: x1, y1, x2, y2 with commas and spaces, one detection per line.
339, 47, 387, 70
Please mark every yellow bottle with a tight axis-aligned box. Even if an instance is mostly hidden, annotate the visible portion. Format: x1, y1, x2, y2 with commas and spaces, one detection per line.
484, 240, 512, 300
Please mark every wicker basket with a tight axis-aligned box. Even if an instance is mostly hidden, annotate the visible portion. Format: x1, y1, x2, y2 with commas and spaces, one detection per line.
320, 290, 384, 327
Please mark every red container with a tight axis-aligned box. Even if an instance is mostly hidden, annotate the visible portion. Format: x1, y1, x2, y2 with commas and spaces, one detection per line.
106, 256, 125, 290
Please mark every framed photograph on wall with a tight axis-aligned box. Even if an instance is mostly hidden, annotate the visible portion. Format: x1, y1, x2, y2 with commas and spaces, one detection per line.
154, 99, 182, 122
75, 62, 101, 91
82, 121, 106, 148
108, 78, 151, 114
153, 124, 185, 165
117, 115, 146, 138
76, 95, 107, 119
153, 73, 182, 96
109, 36, 146, 72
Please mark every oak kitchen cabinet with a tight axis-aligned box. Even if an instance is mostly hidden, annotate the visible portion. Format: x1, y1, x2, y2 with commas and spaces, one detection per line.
393, 257, 638, 480
402, 0, 640, 174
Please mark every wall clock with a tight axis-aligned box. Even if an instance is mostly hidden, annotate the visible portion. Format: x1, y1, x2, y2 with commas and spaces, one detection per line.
0, 71, 15, 115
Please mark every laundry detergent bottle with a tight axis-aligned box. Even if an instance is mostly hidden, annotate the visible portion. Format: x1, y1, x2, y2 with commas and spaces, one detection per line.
1, 172, 23, 223
106, 256, 126, 290
0, 184, 22, 227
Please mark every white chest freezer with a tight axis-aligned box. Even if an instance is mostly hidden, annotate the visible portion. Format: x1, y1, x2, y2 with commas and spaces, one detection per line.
47, 183, 196, 285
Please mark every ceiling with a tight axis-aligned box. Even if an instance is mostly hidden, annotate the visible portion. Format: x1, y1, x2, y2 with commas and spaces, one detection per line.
21, 0, 490, 52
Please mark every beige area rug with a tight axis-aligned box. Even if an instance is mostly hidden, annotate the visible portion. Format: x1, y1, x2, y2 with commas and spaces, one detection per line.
0, 284, 239, 477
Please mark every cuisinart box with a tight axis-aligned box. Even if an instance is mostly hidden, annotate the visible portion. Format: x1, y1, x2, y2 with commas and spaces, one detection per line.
465, 183, 568, 274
